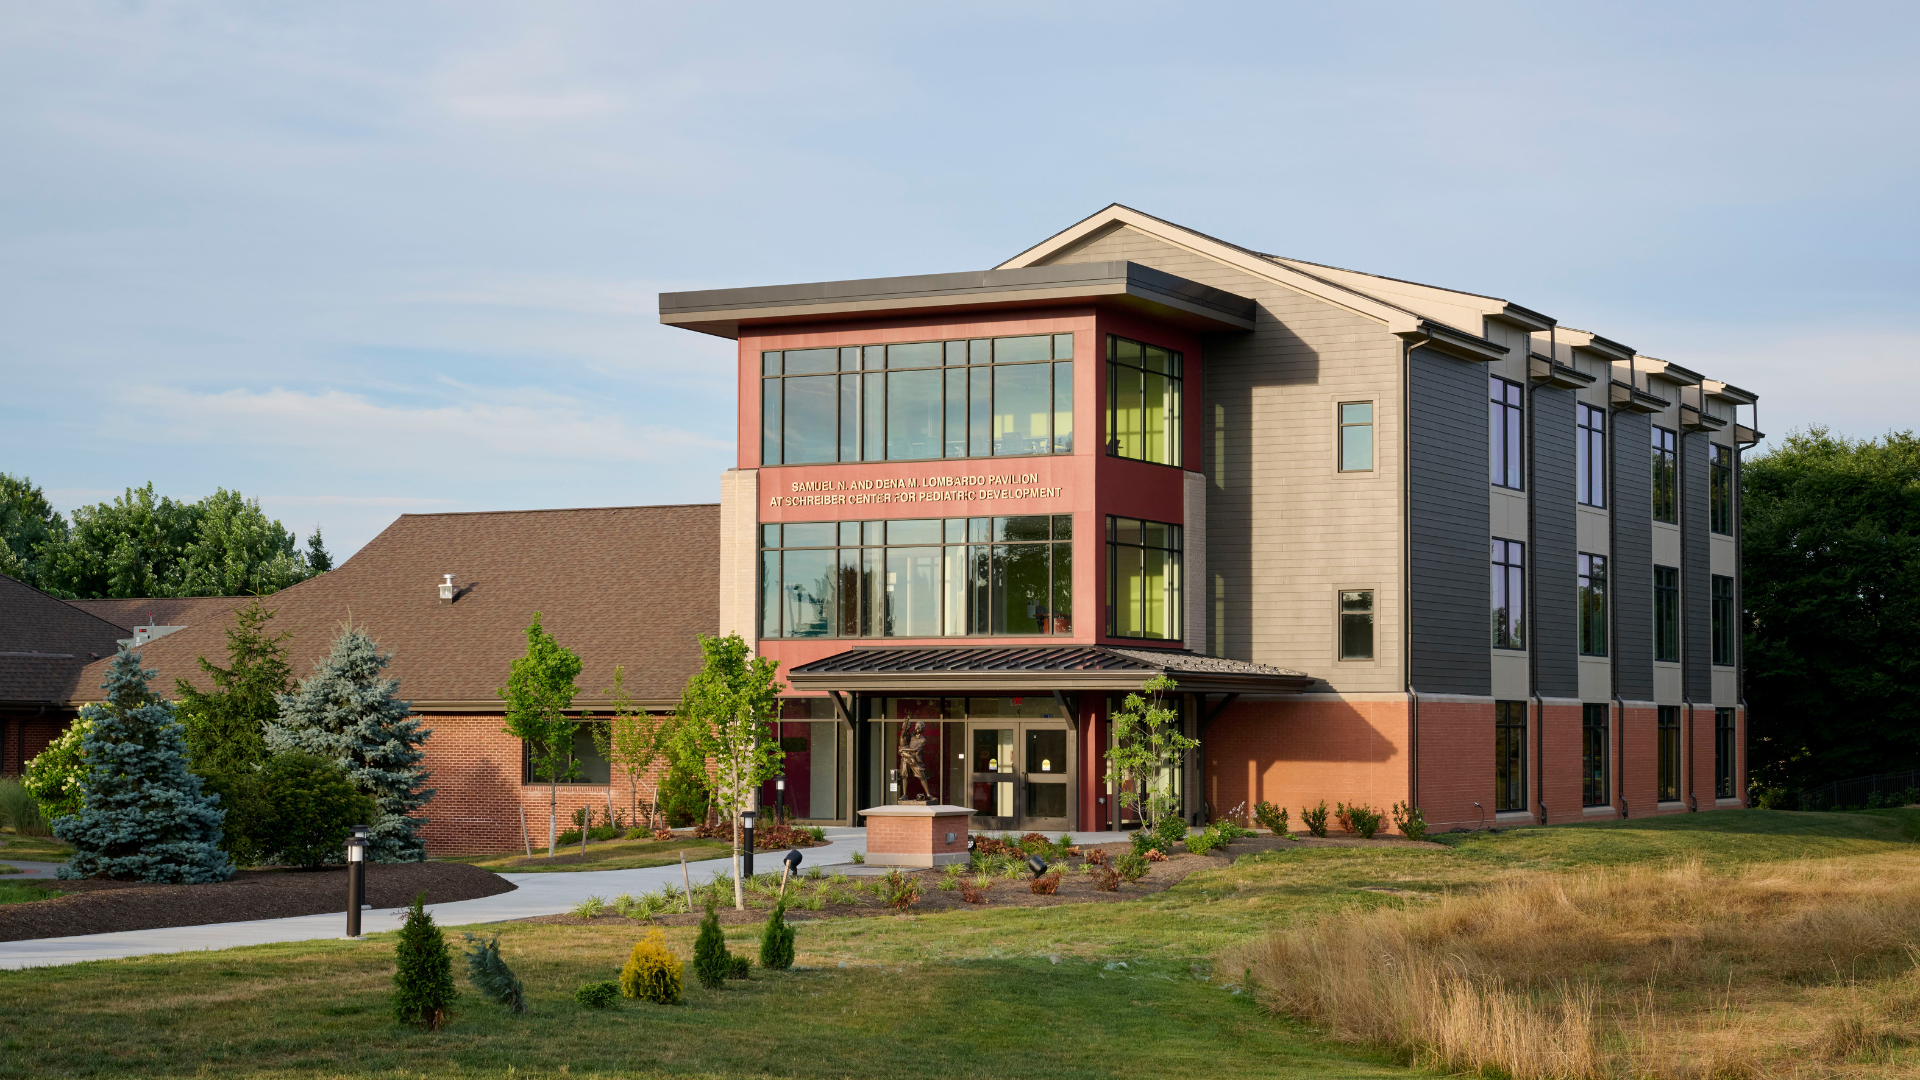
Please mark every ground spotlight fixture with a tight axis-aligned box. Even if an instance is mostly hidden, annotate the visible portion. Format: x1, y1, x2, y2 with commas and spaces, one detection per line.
784, 848, 803, 874
1028, 855, 1047, 878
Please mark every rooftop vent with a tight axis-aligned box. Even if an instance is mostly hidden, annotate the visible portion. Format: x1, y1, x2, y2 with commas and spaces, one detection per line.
439, 574, 455, 604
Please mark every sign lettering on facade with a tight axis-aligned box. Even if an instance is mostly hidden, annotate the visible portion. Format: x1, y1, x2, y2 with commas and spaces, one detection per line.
770, 472, 1065, 508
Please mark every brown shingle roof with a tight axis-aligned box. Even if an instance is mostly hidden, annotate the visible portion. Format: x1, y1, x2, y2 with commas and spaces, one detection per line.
66, 596, 249, 632
68, 504, 721, 709
0, 574, 130, 704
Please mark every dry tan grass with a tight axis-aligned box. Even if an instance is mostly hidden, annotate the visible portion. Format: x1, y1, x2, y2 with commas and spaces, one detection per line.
1228, 852, 1920, 1079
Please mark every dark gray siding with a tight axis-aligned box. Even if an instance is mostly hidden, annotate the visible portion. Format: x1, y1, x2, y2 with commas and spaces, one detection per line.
1612, 411, 1654, 700
1532, 387, 1578, 696
1682, 430, 1713, 700
1409, 347, 1491, 695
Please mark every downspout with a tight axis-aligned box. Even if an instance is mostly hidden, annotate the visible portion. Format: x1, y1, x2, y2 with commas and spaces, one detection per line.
1734, 412, 1748, 805
1525, 341, 1542, 825
1403, 331, 1430, 813
1609, 368, 1627, 820
1682, 389, 1698, 813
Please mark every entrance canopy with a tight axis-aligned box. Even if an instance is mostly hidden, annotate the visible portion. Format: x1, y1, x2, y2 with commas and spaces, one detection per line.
787, 644, 1312, 696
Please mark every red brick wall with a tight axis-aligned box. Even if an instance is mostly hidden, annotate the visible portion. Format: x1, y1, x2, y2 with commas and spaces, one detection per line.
1619, 704, 1660, 816
1203, 698, 1413, 832
864, 812, 969, 858
1, 712, 72, 776
1412, 699, 1492, 832
1539, 703, 1584, 824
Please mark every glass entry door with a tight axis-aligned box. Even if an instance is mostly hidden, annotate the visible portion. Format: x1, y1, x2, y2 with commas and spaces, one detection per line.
967, 722, 1069, 831
969, 727, 1016, 830
1022, 726, 1069, 830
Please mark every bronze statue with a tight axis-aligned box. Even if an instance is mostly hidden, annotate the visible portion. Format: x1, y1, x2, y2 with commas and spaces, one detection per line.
897, 721, 931, 802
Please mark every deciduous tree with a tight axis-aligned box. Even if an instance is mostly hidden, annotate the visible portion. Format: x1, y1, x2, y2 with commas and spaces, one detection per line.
498, 614, 583, 857
1104, 675, 1197, 831
675, 633, 783, 909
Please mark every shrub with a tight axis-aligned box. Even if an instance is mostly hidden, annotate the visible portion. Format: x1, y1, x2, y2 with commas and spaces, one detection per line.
693, 899, 730, 988
1084, 847, 1111, 867
620, 929, 684, 1004
1347, 803, 1384, 839
882, 869, 920, 910
1146, 848, 1167, 862
1091, 863, 1120, 891
727, 955, 751, 979
1253, 801, 1289, 836
574, 981, 619, 1009
256, 752, 375, 869
1030, 870, 1062, 895
1391, 800, 1427, 841
850, 851, 865, 864
1301, 801, 1330, 838
22, 716, 89, 821
0, 777, 50, 837
1333, 802, 1355, 835
1131, 829, 1171, 857
759, 897, 795, 971
557, 828, 583, 846
1115, 851, 1149, 882
806, 825, 827, 842
960, 875, 992, 904
460, 933, 528, 1014
1186, 831, 1219, 856
571, 895, 607, 918
392, 893, 457, 1029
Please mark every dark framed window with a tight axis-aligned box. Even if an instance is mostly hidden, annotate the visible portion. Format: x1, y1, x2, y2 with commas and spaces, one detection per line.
1711, 574, 1735, 666
1657, 705, 1681, 802
1576, 402, 1605, 506
761, 334, 1073, 466
1107, 516, 1181, 640
1490, 376, 1524, 489
1652, 426, 1678, 523
1654, 565, 1680, 662
1582, 703, 1610, 807
1495, 701, 1527, 813
1491, 538, 1526, 649
1710, 444, 1734, 534
1339, 589, 1374, 659
760, 515, 1072, 639
1338, 402, 1373, 472
522, 723, 611, 785
1578, 553, 1608, 656
1106, 335, 1181, 466
1715, 708, 1737, 798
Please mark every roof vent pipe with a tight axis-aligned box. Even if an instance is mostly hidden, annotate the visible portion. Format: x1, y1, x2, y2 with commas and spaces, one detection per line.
439, 574, 455, 604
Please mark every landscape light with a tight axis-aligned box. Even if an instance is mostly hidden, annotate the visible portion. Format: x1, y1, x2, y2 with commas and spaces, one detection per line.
344, 834, 365, 938
742, 810, 757, 880
1028, 855, 1047, 878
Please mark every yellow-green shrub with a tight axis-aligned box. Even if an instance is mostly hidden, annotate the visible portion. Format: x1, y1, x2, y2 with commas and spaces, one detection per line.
619, 929, 684, 1004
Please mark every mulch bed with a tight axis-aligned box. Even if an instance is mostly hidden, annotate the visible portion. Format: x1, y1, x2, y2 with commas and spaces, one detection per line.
0, 862, 515, 942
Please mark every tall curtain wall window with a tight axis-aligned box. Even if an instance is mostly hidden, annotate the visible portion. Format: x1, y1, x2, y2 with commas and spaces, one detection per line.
1710, 444, 1734, 534
1106, 336, 1182, 466
1582, 703, 1610, 807
760, 515, 1072, 639
1339, 589, 1374, 659
1577, 403, 1606, 506
1652, 426, 1678, 523
1654, 565, 1680, 662
1490, 376, 1524, 489
1107, 516, 1182, 640
1495, 701, 1528, 812
1711, 574, 1736, 666
1715, 708, 1737, 799
1578, 553, 1608, 656
761, 334, 1074, 466
1338, 402, 1374, 471
1491, 538, 1526, 649
1657, 705, 1681, 802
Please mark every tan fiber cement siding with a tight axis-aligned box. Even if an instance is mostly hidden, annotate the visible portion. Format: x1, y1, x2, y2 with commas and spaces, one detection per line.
1039, 224, 1405, 693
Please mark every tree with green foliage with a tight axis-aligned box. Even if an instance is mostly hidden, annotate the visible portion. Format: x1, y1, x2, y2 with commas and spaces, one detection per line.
56, 649, 233, 883
268, 625, 434, 861
392, 893, 457, 1030
32, 483, 321, 599
23, 716, 90, 821
759, 896, 795, 971
675, 633, 784, 909
175, 599, 292, 865
460, 932, 528, 1014
1744, 428, 1920, 794
305, 527, 333, 573
0, 473, 69, 588
593, 665, 665, 827
693, 897, 730, 988
256, 752, 375, 868
498, 613, 583, 857
1104, 675, 1198, 832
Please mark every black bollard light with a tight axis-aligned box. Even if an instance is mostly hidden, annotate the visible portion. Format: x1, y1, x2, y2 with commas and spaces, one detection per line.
741, 809, 756, 881
351, 823, 370, 913
1027, 855, 1048, 879
344, 833, 366, 938
775, 777, 787, 826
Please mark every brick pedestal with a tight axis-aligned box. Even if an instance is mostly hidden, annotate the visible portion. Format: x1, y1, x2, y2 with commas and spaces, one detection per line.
859, 804, 971, 867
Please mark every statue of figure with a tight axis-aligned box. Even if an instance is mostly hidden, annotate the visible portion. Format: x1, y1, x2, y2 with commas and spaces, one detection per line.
897, 721, 931, 801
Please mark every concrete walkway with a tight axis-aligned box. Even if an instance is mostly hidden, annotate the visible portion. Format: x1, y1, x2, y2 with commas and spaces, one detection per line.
0, 826, 1141, 971
2, 861, 67, 878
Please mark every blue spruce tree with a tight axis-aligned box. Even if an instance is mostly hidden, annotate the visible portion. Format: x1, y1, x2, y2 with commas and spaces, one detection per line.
56, 649, 233, 883
268, 625, 435, 861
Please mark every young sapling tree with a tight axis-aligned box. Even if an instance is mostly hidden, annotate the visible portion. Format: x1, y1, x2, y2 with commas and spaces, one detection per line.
497, 614, 582, 857
675, 633, 784, 910
1103, 675, 1198, 833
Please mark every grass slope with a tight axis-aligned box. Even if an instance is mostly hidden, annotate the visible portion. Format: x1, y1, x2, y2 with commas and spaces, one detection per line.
438, 838, 733, 874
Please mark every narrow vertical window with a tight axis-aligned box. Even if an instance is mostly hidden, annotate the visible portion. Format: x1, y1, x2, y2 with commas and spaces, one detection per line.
1578, 553, 1608, 656
1490, 376, 1524, 489
1491, 539, 1526, 649
1652, 426, 1678, 523
761, 352, 783, 466
1657, 706, 1681, 802
1495, 701, 1527, 812
1339, 590, 1374, 659
1107, 516, 1182, 640
1577, 402, 1606, 506
1711, 574, 1735, 666
1106, 335, 1183, 466
1582, 703, 1610, 807
1710, 444, 1734, 534
1654, 565, 1680, 662
1338, 402, 1374, 472
1715, 708, 1737, 799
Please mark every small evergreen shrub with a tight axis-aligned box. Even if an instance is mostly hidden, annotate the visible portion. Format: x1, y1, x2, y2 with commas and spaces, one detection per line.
1253, 801, 1289, 836
575, 980, 619, 1009
1391, 800, 1427, 841
620, 929, 684, 1004
392, 894, 457, 1030
257, 752, 374, 869
693, 899, 730, 988
727, 955, 752, 979
1347, 803, 1383, 839
759, 897, 796, 971
460, 933, 528, 1014
1301, 801, 1330, 838
1115, 851, 1149, 883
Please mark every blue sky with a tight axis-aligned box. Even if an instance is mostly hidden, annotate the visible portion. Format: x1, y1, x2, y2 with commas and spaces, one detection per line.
2, 2, 1914, 559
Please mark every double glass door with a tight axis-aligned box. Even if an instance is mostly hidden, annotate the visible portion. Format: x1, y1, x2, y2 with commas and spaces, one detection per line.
966, 723, 1069, 831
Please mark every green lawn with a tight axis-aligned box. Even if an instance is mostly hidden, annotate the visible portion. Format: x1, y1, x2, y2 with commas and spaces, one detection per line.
1, 808, 1913, 1079
0, 881, 53, 905
0, 835, 70, 861
437, 837, 734, 874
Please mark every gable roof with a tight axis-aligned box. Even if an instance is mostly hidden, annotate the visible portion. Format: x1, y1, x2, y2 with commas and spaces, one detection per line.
68, 504, 722, 710
66, 596, 249, 633
0, 574, 131, 705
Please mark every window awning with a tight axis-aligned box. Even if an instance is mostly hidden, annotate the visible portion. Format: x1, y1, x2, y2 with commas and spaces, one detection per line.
785, 644, 1312, 696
